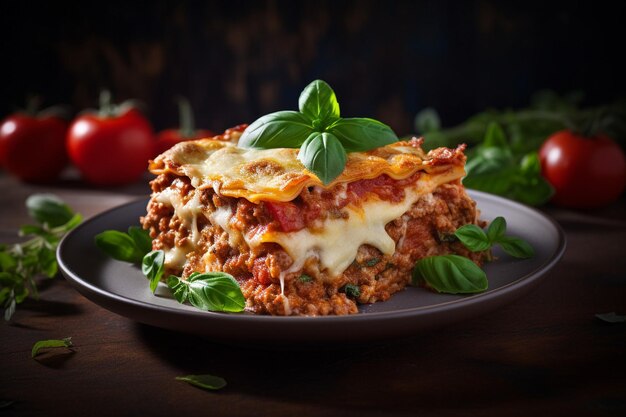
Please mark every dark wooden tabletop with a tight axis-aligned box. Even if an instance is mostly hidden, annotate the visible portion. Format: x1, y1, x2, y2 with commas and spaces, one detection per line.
1, 170, 625, 417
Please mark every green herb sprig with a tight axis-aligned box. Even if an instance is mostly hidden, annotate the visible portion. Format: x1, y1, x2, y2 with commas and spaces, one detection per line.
239, 79, 398, 184
454, 216, 534, 259
1, 195, 82, 321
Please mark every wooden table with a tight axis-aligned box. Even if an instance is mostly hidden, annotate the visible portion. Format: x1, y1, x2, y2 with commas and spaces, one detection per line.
1, 170, 625, 417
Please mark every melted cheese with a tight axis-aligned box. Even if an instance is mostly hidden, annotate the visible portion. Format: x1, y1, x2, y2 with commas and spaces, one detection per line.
149, 136, 466, 203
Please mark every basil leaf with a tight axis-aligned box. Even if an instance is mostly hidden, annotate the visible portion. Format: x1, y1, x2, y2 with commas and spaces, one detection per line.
496, 236, 534, 259
412, 255, 487, 294
176, 374, 227, 391
238, 111, 313, 149
31, 337, 72, 358
297, 132, 347, 185
38, 249, 58, 278
298, 79, 340, 124
142, 250, 165, 293
0, 252, 17, 271
486, 217, 506, 242
128, 226, 152, 256
329, 117, 398, 152
26, 194, 74, 228
94, 230, 143, 264
186, 272, 245, 313
454, 224, 491, 252
167, 276, 189, 303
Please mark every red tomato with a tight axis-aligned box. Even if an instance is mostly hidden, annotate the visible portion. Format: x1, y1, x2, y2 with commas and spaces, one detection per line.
67, 108, 154, 186
265, 201, 305, 232
539, 130, 626, 208
153, 128, 213, 157
0, 114, 68, 182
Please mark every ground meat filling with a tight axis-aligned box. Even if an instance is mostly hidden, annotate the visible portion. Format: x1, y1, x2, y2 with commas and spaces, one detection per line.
141, 173, 486, 316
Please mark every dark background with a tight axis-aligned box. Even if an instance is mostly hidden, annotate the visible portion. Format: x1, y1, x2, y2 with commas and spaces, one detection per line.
1, 0, 625, 136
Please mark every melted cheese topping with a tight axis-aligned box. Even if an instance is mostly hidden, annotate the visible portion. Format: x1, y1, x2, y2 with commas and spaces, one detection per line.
149, 135, 466, 203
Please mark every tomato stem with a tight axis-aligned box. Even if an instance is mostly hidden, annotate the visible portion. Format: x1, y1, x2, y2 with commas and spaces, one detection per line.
25, 95, 42, 116
99, 90, 115, 118
177, 97, 195, 138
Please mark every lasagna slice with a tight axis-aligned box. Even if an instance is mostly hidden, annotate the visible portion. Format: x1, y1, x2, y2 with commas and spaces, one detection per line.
141, 126, 486, 316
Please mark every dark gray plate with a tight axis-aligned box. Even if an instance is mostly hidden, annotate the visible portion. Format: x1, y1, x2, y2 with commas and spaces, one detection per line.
57, 190, 565, 344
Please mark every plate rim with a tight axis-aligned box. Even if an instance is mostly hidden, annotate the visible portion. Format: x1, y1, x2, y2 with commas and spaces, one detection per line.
57, 190, 566, 330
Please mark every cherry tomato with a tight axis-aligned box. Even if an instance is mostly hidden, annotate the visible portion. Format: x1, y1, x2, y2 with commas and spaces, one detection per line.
0, 113, 68, 182
154, 128, 213, 156
539, 130, 626, 208
67, 107, 154, 186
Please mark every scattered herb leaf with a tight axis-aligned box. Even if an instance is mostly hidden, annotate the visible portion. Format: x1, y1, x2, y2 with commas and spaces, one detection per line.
364, 258, 380, 267
167, 273, 245, 313
176, 374, 227, 391
298, 274, 313, 283
1, 195, 81, 321
31, 337, 73, 358
342, 284, 361, 299
239, 79, 398, 184
412, 255, 487, 294
595, 312, 626, 323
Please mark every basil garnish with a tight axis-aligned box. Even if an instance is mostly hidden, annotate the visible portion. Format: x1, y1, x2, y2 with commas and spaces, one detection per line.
239, 79, 398, 184
454, 216, 534, 259
412, 255, 487, 294
167, 272, 245, 313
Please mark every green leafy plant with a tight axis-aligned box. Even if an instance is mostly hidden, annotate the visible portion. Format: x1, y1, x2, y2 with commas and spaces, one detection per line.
176, 374, 227, 391
95, 226, 152, 264
31, 337, 73, 358
239, 79, 398, 184
462, 123, 553, 206
454, 216, 534, 259
1, 195, 82, 321
412, 255, 488, 294
168, 272, 245, 313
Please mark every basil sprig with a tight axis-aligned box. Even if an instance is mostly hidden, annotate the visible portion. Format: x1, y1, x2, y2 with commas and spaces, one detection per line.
167, 272, 245, 313
454, 216, 534, 259
239, 79, 398, 184
142, 250, 165, 292
412, 255, 487, 294
95, 226, 152, 264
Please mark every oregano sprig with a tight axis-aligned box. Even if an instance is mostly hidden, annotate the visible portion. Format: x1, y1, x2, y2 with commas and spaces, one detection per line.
238, 79, 398, 184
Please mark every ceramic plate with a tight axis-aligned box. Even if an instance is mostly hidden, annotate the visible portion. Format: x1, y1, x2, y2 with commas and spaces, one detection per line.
57, 190, 565, 344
